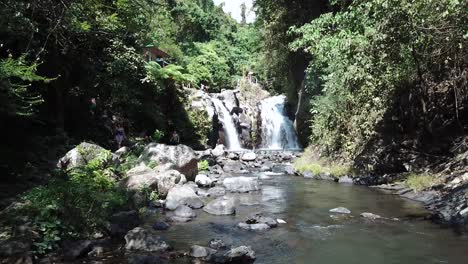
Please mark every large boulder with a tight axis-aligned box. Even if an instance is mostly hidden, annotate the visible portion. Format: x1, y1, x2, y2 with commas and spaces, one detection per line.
212, 144, 227, 158
139, 143, 198, 180
204, 197, 236, 215
157, 170, 186, 198
272, 164, 295, 175
222, 160, 244, 173
221, 246, 256, 263
208, 187, 226, 197
190, 245, 216, 259
57, 142, 116, 170
223, 177, 260, 193
122, 164, 158, 191
195, 174, 214, 187
165, 185, 204, 210
107, 210, 140, 237
124, 227, 171, 252
241, 152, 257, 161
171, 205, 197, 222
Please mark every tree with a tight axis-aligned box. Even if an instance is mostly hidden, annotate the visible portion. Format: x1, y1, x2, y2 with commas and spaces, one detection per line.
240, 2, 247, 25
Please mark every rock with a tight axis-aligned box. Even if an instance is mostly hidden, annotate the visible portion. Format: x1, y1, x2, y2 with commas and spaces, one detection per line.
197, 189, 210, 197
338, 175, 354, 184
222, 160, 244, 173
127, 254, 165, 264
157, 170, 186, 198
227, 152, 239, 160
204, 197, 236, 215
184, 181, 199, 192
237, 223, 270, 231
272, 164, 295, 175
174, 205, 196, 219
139, 143, 198, 180
0, 239, 31, 257
124, 227, 171, 252
245, 214, 277, 227
170, 205, 197, 222
209, 239, 227, 250
115, 146, 130, 157
208, 187, 226, 197
223, 177, 260, 193
107, 211, 140, 237
303, 171, 314, 179
152, 221, 170, 231
241, 152, 257, 161
212, 145, 227, 158
0, 254, 32, 264
360, 212, 382, 220
122, 164, 158, 191
165, 185, 204, 210
87, 246, 105, 257
57, 142, 117, 170
195, 174, 214, 187
277, 219, 287, 224
329, 207, 351, 214
190, 245, 217, 258
222, 246, 256, 263
62, 240, 94, 260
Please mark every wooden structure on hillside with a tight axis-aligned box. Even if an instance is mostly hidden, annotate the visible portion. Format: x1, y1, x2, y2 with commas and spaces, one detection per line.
142, 45, 171, 66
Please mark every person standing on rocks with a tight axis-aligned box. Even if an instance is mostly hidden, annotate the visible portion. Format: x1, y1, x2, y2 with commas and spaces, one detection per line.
170, 131, 180, 145
114, 121, 126, 148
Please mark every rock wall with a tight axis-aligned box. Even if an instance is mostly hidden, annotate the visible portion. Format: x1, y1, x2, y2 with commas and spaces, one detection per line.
185, 79, 271, 149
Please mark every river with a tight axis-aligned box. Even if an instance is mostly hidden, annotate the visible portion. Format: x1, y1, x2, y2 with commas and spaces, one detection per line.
126, 174, 468, 264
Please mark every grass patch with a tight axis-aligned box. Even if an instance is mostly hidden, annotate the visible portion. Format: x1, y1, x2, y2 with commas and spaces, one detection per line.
405, 173, 440, 192
294, 147, 353, 178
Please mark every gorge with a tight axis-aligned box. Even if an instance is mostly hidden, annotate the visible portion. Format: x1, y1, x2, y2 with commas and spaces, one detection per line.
1, 0, 467, 263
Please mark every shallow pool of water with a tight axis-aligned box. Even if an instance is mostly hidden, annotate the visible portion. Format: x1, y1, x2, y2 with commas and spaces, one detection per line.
90, 175, 468, 264
138, 175, 468, 264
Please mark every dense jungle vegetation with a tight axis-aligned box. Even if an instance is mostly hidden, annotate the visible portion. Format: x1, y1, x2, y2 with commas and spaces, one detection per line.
0, 0, 261, 198
1, 0, 467, 257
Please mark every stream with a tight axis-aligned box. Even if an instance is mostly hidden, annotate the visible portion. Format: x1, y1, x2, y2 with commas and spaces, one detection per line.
98, 172, 468, 264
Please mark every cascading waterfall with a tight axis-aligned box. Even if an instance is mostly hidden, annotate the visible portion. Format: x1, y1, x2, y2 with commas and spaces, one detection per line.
260, 95, 300, 150
211, 97, 243, 150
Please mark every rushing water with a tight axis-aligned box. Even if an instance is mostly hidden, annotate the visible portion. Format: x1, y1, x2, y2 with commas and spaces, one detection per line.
138, 175, 468, 264
259, 96, 300, 150
211, 97, 242, 150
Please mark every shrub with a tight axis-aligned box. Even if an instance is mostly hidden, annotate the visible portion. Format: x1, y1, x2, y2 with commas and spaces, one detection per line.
294, 147, 353, 178
198, 160, 209, 171
152, 130, 165, 142
18, 150, 127, 254
405, 173, 440, 192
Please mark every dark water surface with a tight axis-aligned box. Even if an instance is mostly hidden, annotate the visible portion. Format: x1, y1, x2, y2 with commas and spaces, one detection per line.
102, 175, 468, 263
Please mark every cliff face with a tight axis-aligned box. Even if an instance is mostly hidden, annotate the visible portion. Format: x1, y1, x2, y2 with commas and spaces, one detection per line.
185, 78, 271, 149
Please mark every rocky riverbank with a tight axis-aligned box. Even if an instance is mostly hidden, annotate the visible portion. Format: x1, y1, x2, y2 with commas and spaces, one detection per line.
293, 149, 468, 231
1, 141, 467, 263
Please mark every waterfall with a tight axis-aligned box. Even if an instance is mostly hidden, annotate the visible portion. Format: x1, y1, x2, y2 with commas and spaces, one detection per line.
211, 97, 243, 150
259, 95, 300, 150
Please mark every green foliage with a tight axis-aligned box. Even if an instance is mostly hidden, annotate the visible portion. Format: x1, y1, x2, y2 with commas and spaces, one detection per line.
186, 41, 231, 90
145, 62, 196, 85
405, 173, 440, 192
186, 105, 212, 146
139, 184, 159, 204
198, 160, 209, 171
152, 129, 165, 142
0, 55, 51, 116
19, 151, 127, 254
294, 147, 353, 178
291, 0, 468, 158
147, 160, 158, 169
